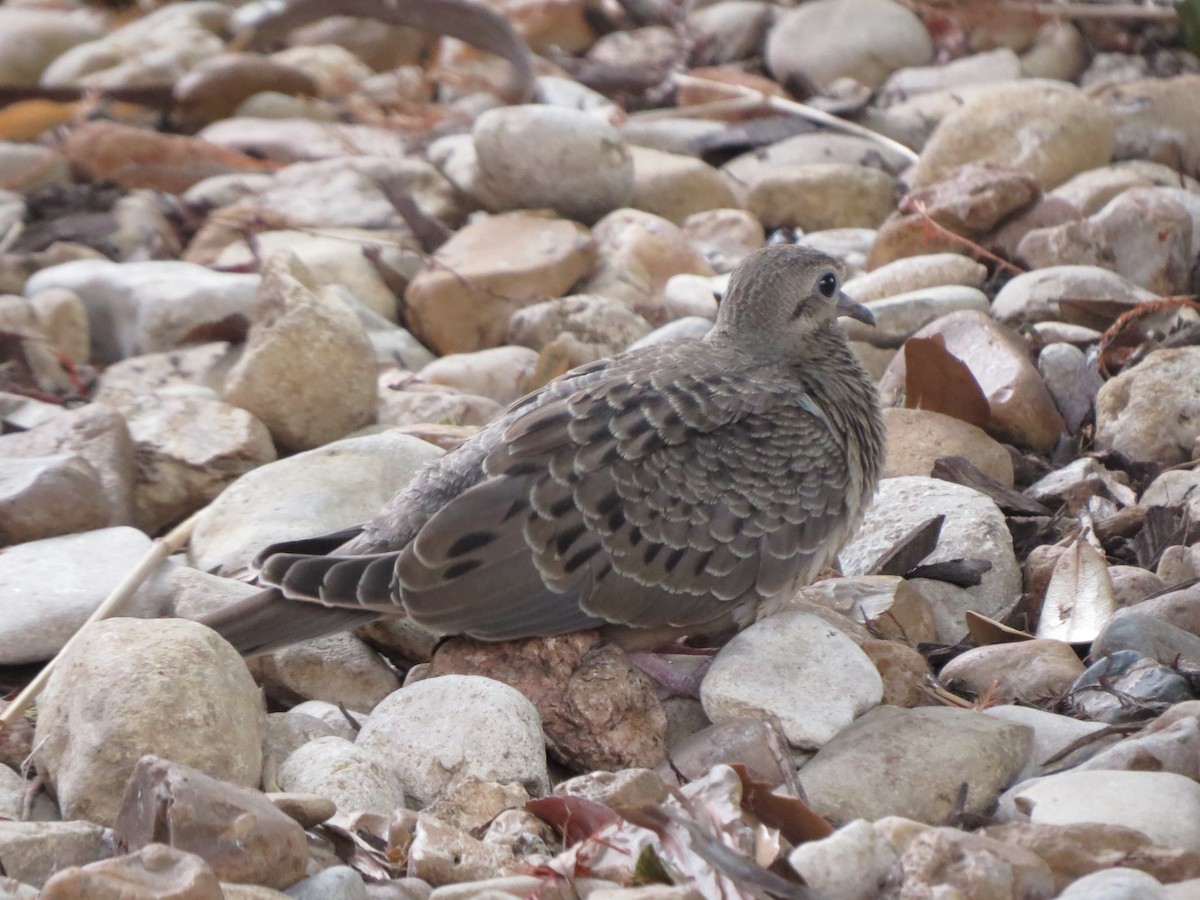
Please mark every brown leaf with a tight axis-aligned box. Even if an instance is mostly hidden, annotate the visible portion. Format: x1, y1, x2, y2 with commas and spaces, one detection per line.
64, 121, 277, 193
525, 795, 622, 844
0, 100, 77, 144
903, 335, 990, 429
865, 515, 944, 576
964, 610, 1034, 646
907, 558, 992, 586
731, 765, 833, 846
1132, 505, 1188, 570
931, 456, 1052, 517
1057, 297, 1142, 331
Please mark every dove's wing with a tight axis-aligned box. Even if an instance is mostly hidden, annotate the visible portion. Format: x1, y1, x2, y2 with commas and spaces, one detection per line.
396, 344, 858, 639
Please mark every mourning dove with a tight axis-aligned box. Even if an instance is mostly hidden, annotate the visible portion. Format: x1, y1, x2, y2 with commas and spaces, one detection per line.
200, 244, 885, 654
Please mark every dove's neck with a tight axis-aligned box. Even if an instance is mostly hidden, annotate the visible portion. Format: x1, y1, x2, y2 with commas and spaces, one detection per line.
793, 324, 886, 503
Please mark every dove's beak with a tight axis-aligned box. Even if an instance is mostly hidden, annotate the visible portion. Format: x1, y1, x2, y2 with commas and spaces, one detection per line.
836, 292, 875, 326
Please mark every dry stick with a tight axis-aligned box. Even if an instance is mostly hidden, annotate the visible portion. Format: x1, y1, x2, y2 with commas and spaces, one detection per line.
671, 73, 921, 166
0, 511, 201, 727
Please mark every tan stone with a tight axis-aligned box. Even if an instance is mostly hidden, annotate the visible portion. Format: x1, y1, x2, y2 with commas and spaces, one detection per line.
883, 407, 1014, 485
223, 253, 377, 452
743, 163, 897, 231
405, 212, 596, 354
630, 146, 736, 224
1095, 347, 1200, 465
911, 81, 1114, 190
861, 640, 934, 707
980, 821, 1200, 894
582, 208, 713, 324
939, 639, 1084, 704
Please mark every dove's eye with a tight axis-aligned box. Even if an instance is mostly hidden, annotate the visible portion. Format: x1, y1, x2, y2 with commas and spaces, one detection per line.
817, 272, 838, 298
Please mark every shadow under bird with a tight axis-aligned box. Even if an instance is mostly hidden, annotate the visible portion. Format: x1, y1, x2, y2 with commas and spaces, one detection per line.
200, 244, 886, 655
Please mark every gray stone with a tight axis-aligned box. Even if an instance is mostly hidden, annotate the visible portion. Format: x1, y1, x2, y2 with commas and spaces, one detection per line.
0, 527, 176, 664
798, 706, 1032, 824
701, 610, 882, 749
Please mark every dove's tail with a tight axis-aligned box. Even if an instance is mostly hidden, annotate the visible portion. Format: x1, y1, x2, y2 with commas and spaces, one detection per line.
194, 589, 378, 657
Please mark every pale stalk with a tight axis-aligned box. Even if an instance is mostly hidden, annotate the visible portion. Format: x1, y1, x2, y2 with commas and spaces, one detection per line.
0, 512, 200, 726
671, 73, 920, 165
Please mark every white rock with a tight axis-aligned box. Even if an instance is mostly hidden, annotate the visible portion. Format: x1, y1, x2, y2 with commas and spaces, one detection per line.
991, 264, 1156, 325
419, 346, 540, 405
882, 47, 1021, 99
1142, 469, 1200, 521
189, 431, 442, 573
627, 317, 712, 350
839, 477, 1022, 642
289, 700, 367, 740
799, 706, 1032, 824
277, 736, 408, 815
984, 705, 1116, 781
23, 260, 259, 364
788, 819, 898, 900
1038, 342, 1102, 433
0, 527, 175, 664
91, 342, 239, 413
662, 273, 722, 322
507, 293, 654, 365
238, 155, 461, 232
1096, 348, 1200, 465
701, 610, 882, 749
252, 632, 401, 712
766, 0, 932, 90
122, 392, 276, 533
0, 455, 110, 545
0, 7, 103, 84
474, 105, 634, 222
215, 229, 415, 321
842, 285, 990, 347
39, 3, 228, 87
355, 674, 549, 806
33, 617, 266, 827
996, 770, 1200, 854
1058, 868, 1167, 900
843, 253, 988, 302
0, 821, 106, 889
224, 252, 378, 452
0, 764, 57, 822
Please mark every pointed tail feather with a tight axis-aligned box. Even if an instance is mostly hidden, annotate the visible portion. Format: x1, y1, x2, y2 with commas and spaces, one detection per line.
193, 588, 379, 657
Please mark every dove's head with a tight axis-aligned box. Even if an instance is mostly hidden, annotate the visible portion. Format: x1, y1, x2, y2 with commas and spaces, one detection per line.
711, 244, 874, 355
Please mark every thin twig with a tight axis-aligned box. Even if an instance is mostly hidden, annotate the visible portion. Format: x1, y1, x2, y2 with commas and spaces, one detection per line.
908, 199, 1027, 275
629, 95, 772, 121
671, 73, 920, 165
0, 511, 201, 726
922, 676, 975, 708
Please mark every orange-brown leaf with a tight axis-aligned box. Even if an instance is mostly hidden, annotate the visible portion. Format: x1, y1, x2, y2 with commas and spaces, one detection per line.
0, 100, 77, 142
904, 335, 990, 429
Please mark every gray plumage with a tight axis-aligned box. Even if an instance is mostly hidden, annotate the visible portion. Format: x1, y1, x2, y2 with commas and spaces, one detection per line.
201, 244, 885, 654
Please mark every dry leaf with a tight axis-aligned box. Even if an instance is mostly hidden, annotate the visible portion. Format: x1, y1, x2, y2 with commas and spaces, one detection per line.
64, 120, 277, 193
731, 764, 833, 846
965, 610, 1034, 646
865, 515, 944, 576
903, 335, 990, 429
0, 99, 77, 142
1036, 537, 1117, 643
